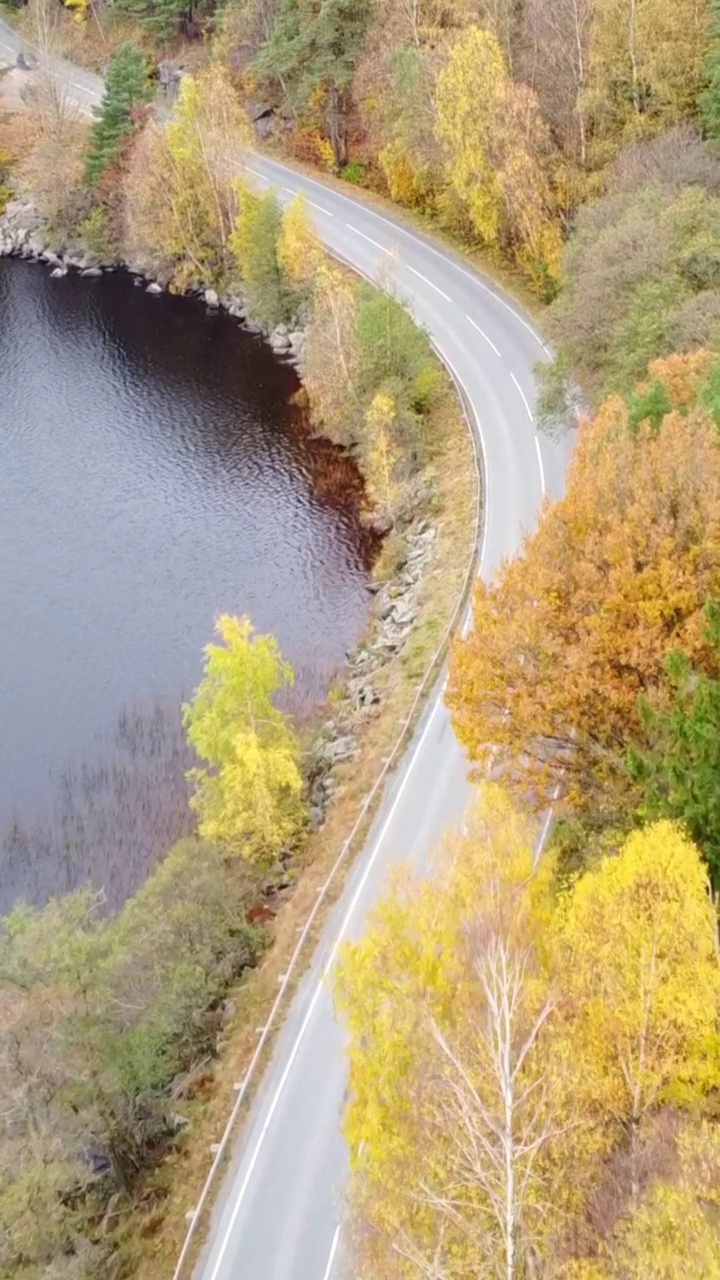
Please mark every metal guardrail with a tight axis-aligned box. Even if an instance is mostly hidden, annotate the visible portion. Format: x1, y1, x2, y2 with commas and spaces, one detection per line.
171, 342, 485, 1278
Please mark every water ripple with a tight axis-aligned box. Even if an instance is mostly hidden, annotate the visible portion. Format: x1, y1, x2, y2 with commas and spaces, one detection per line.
0, 261, 371, 912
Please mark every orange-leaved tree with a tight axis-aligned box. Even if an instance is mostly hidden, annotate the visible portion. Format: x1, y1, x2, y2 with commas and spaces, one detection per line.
447, 352, 720, 818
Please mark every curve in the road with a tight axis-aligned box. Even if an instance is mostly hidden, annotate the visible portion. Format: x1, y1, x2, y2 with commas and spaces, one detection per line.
0, 25, 573, 1278
186, 156, 572, 1280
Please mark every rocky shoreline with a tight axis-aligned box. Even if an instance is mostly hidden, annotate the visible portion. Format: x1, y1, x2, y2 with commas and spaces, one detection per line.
0, 197, 308, 365
1, 195, 442, 835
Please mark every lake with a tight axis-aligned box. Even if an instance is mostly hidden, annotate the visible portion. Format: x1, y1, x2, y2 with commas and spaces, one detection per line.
0, 260, 370, 912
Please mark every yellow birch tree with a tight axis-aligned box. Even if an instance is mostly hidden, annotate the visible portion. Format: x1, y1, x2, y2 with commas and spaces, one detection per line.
336, 787, 565, 1280
183, 615, 305, 862
553, 822, 719, 1195
435, 25, 562, 288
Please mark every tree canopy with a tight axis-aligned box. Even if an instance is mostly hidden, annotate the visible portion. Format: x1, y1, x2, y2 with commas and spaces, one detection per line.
84, 44, 152, 188
448, 353, 720, 820
337, 793, 719, 1279
183, 614, 305, 861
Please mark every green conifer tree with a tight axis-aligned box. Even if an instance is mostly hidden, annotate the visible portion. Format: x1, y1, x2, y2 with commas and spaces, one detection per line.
628, 601, 720, 890
84, 44, 153, 189
113, 0, 189, 45
255, 0, 374, 168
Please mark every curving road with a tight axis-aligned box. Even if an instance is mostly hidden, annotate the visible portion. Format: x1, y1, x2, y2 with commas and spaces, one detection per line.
0, 20, 573, 1278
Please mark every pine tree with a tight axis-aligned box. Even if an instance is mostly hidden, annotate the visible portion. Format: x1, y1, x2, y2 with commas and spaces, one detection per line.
699, 0, 720, 143
255, 0, 375, 167
84, 44, 153, 189
113, 0, 188, 44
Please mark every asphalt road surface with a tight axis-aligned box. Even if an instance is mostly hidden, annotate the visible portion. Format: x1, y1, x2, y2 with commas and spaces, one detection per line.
0, 22, 573, 1277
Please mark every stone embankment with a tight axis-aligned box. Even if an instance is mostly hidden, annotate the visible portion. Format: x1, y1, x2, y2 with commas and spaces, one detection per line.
0, 198, 307, 362
305, 517, 438, 830
1, 196, 441, 824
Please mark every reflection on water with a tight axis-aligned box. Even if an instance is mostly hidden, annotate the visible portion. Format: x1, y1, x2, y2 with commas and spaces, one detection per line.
0, 261, 370, 912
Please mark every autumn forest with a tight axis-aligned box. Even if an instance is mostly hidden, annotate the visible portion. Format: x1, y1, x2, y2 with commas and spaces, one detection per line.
3, 0, 720, 1275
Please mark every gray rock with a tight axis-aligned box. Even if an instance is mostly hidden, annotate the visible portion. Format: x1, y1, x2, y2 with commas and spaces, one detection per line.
390, 601, 417, 627
221, 999, 236, 1025
146, 281, 163, 294
348, 679, 379, 709
81, 266, 103, 278
269, 329, 291, 351
50, 266, 67, 278
365, 513, 394, 537
26, 232, 46, 256
205, 288, 219, 307
317, 734, 358, 765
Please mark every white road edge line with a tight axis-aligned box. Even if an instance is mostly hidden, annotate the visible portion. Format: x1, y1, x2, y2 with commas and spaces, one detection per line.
466, 314, 501, 358
406, 264, 451, 302
206, 691, 447, 1280
345, 223, 390, 254
510, 371, 534, 423
534, 435, 547, 498
322, 1224, 341, 1280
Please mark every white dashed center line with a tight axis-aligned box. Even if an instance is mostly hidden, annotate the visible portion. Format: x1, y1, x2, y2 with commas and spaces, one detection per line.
510, 371, 534, 422
406, 264, 451, 302
345, 223, 390, 253
534, 435, 547, 497
466, 313, 501, 357
306, 198, 333, 217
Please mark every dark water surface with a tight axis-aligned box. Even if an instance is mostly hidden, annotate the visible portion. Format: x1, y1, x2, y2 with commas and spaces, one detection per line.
0, 260, 370, 913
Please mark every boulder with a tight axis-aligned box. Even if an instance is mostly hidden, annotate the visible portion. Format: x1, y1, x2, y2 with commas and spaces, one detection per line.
365, 513, 394, 537
26, 231, 46, 257
220, 999, 237, 1025
146, 281, 163, 294
205, 288, 219, 307
81, 266, 103, 278
316, 734, 359, 766
50, 266, 67, 278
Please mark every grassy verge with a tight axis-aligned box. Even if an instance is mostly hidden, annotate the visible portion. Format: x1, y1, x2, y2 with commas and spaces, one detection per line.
117, 365, 479, 1280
